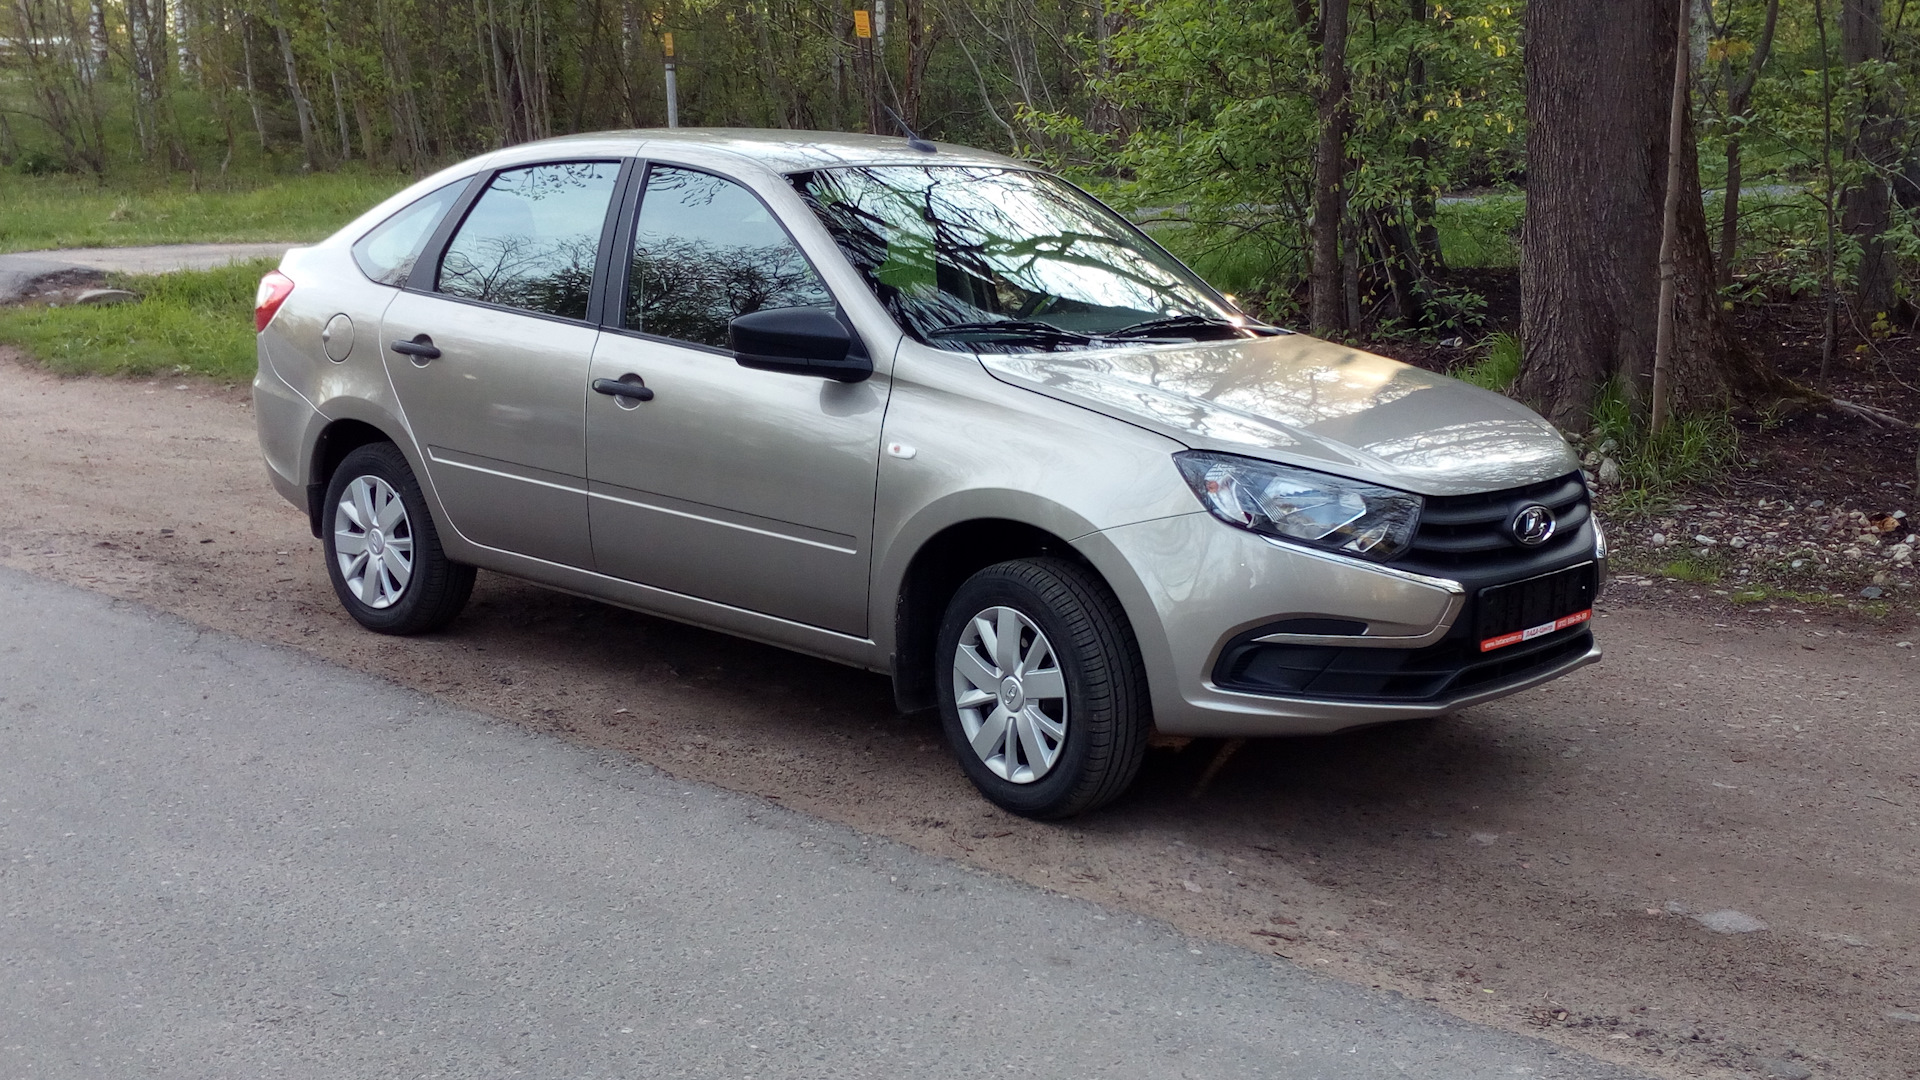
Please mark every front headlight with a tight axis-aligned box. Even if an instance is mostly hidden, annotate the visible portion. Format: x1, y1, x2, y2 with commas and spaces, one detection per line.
1173, 451, 1423, 562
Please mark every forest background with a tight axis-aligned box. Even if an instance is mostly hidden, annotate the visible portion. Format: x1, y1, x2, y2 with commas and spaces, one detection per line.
2, 0, 1918, 451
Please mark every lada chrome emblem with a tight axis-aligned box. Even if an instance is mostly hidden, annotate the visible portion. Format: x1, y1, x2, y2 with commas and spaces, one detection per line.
1510, 504, 1557, 547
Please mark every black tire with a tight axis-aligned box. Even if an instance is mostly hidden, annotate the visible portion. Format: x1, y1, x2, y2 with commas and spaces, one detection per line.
935, 557, 1151, 819
321, 442, 475, 635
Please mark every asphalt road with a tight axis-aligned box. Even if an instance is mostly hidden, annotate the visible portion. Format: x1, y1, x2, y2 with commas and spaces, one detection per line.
0, 568, 1651, 1079
0, 243, 293, 302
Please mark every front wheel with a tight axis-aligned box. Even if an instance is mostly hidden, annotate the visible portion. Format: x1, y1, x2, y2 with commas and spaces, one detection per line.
321, 442, 474, 635
936, 557, 1150, 819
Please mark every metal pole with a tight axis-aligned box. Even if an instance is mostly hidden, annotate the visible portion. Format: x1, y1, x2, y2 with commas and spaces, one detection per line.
663, 31, 679, 128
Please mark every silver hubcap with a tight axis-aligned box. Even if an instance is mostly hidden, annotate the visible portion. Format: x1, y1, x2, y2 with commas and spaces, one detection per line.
333, 476, 414, 610
952, 606, 1068, 784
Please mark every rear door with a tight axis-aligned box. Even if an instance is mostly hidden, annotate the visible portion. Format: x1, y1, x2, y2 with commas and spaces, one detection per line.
381, 159, 629, 568
584, 163, 888, 635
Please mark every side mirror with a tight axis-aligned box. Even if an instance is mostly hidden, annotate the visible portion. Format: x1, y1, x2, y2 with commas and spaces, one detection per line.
729, 307, 873, 383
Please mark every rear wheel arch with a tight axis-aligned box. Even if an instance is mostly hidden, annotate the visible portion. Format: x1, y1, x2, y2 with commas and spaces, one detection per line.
306, 419, 403, 538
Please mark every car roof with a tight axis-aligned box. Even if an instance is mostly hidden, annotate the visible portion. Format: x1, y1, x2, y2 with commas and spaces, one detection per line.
488, 128, 1033, 174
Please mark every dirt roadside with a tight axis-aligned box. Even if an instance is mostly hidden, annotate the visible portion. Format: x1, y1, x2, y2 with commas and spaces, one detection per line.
1, 350, 1914, 1080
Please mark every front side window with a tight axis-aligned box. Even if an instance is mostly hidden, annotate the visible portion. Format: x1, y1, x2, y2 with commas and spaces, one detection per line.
625, 165, 833, 349
793, 165, 1243, 352
437, 161, 620, 320
352, 179, 465, 287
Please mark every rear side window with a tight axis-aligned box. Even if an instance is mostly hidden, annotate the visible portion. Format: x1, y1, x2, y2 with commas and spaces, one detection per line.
436, 161, 620, 321
626, 165, 832, 348
351, 180, 465, 287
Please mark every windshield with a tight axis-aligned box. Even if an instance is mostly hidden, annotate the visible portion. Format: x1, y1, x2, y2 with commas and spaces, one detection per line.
791, 165, 1252, 352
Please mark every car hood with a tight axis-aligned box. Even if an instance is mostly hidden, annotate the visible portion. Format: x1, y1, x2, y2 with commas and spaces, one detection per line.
977, 334, 1579, 497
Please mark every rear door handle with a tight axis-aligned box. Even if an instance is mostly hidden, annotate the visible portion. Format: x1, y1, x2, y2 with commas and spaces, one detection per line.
592, 377, 655, 402
389, 335, 441, 361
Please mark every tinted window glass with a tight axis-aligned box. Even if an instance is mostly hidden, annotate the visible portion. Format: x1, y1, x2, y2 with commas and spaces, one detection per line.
352, 179, 465, 287
794, 166, 1234, 352
437, 161, 619, 320
626, 166, 832, 348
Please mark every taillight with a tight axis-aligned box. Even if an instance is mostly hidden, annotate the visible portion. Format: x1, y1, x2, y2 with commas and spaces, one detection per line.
254, 271, 295, 332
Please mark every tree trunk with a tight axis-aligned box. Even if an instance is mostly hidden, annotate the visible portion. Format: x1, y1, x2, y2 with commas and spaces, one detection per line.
1518, 0, 1760, 427
267, 0, 322, 168
1717, 0, 1780, 288
1309, 0, 1350, 335
1649, 0, 1690, 436
320, 0, 353, 160
1407, 0, 1443, 270
240, 13, 270, 152
1841, 0, 1896, 318
89, 0, 109, 69
127, 0, 157, 158
901, 0, 938, 130
1089, 1, 1119, 135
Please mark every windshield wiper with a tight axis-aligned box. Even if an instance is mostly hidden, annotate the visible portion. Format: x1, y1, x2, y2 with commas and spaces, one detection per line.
924, 320, 1097, 346
1104, 313, 1260, 339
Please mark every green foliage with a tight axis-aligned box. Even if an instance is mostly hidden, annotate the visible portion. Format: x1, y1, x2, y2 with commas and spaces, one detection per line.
1589, 382, 1743, 514
0, 0, 1098, 180
1450, 331, 1521, 390
1029, 0, 1525, 332
0, 259, 270, 382
0, 170, 406, 252
1143, 221, 1301, 319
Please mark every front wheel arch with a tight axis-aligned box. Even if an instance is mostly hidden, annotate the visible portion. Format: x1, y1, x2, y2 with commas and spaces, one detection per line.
891, 518, 1101, 714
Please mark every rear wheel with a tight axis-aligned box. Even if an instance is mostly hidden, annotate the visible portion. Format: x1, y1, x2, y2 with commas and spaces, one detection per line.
322, 442, 474, 635
936, 557, 1150, 819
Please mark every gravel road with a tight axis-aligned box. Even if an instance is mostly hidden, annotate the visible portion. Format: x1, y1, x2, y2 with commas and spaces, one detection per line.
0, 566, 1655, 1079
0, 351, 1914, 1080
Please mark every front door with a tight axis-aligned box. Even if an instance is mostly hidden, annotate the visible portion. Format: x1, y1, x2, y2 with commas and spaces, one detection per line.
586, 164, 887, 635
382, 159, 623, 568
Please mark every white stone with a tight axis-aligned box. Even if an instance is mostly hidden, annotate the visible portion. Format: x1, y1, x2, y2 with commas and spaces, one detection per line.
1693, 909, 1769, 934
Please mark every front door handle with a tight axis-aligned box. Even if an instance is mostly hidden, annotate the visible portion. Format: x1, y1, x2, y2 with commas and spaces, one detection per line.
390, 335, 441, 361
592, 376, 655, 402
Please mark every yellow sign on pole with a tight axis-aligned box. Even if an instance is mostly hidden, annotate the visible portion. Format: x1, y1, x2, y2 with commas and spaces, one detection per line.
663, 31, 675, 57
853, 9, 871, 37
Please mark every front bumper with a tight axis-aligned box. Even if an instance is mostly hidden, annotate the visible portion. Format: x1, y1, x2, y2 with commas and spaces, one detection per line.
1074, 512, 1602, 737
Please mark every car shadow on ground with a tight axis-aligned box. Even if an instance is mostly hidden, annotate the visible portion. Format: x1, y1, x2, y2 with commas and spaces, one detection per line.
451, 571, 1533, 847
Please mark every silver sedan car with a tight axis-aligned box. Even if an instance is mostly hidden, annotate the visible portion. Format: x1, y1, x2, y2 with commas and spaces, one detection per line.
254, 130, 1602, 818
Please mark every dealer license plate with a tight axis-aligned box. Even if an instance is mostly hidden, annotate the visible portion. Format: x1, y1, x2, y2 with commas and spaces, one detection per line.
1476, 563, 1596, 653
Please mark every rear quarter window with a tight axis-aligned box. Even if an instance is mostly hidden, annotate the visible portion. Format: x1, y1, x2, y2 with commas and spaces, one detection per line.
351, 180, 467, 287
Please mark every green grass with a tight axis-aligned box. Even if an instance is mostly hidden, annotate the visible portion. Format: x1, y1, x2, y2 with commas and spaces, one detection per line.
1728, 583, 1847, 606
0, 170, 410, 252
0, 259, 270, 381
1449, 331, 1521, 390
1587, 381, 1742, 515
1434, 192, 1524, 269
1658, 556, 1723, 584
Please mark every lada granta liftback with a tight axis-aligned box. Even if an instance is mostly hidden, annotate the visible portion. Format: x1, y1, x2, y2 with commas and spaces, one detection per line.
253, 130, 1604, 818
